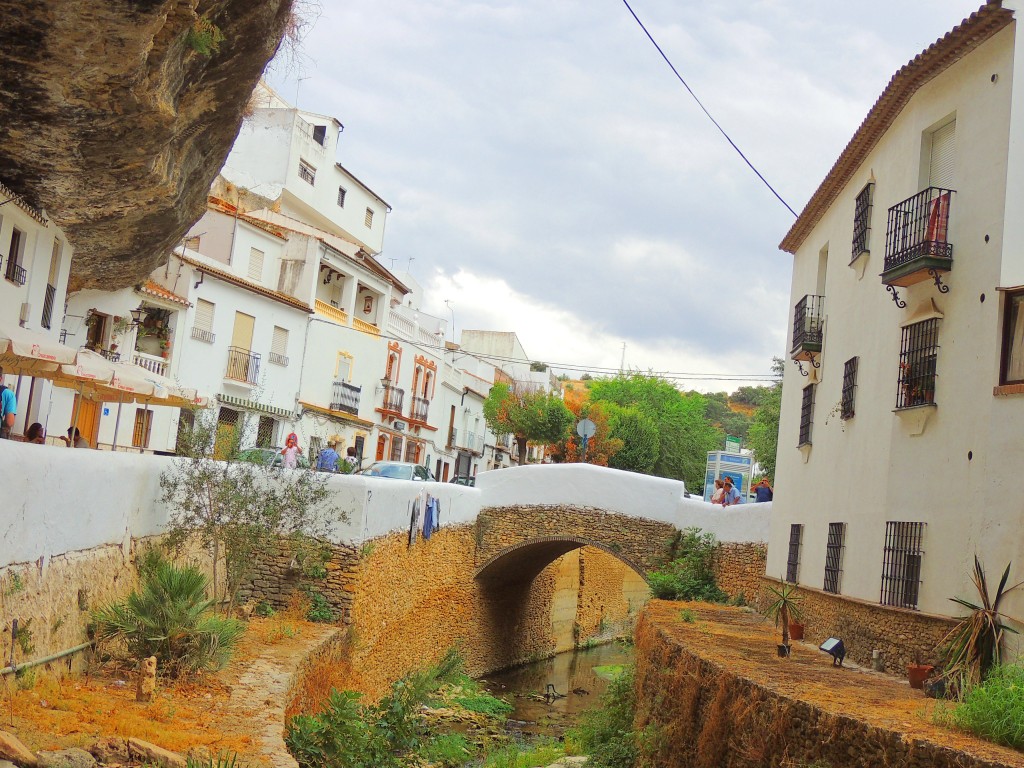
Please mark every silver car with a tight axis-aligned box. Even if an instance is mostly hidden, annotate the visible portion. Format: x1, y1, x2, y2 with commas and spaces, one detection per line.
361, 461, 435, 481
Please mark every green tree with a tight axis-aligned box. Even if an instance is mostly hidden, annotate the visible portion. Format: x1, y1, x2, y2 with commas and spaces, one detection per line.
605, 405, 659, 474
161, 408, 339, 612
746, 358, 784, 481
482, 382, 574, 466
589, 374, 722, 490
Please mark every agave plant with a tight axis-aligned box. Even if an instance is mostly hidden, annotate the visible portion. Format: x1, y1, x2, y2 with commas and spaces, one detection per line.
765, 580, 803, 649
92, 562, 244, 677
941, 557, 1021, 692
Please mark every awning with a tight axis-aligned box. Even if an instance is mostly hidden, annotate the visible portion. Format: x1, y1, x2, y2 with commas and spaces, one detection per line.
0, 325, 78, 378
299, 400, 375, 428
217, 393, 295, 419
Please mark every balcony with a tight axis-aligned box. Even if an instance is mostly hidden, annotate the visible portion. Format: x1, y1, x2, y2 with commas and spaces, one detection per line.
410, 395, 430, 423
132, 351, 168, 376
4, 258, 26, 286
380, 383, 404, 415
225, 346, 260, 385
353, 317, 380, 337
191, 327, 216, 344
791, 295, 824, 361
883, 187, 954, 289
314, 299, 349, 326
331, 380, 362, 415
451, 428, 485, 455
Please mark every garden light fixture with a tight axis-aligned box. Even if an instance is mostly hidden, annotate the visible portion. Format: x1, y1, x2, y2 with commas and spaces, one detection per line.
820, 637, 846, 666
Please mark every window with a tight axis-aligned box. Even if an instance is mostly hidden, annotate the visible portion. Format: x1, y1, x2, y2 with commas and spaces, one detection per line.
192, 299, 216, 343
41, 238, 61, 329
786, 524, 803, 583
337, 187, 347, 208
364, 207, 374, 228
389, 435, 404, 461
335, 352, 353, 381
256, 416, 276, 447
798, 385, 815, 447
312, 124, 327, 146
248, 248, 265, 282
298, 160, 316, 185
896, 319, 939, 408
404, 440, 419, 463
881, 521, 925, 610
1000, 290, 1024, 385
270, 326, 289, 366
927, 119, 956, 189
132, 408, 153, 449
851, 183, 873, 260
184, 235, 201, 250
823, 522, 846, 594
4, 227, 26, 286
840, 357, 858, 419
175, 409, 195, 454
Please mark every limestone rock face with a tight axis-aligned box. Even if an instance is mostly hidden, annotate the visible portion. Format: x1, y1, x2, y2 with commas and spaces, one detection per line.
0, 0, 294, 291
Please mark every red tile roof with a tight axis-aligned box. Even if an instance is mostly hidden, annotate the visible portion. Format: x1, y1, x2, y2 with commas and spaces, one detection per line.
138, 280, 191, 307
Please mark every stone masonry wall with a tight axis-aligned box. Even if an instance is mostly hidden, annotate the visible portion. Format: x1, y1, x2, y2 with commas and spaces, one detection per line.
764, 576, 958, 673
237, 540, 360, 624
715, 542, 768, 607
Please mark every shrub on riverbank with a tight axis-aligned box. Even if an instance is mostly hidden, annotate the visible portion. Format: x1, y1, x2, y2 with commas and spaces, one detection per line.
953, 664, 1024, 749
648, 528, 726, 602
567, 666, 637, 768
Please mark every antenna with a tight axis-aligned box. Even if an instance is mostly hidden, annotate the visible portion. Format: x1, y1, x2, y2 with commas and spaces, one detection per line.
620, 343, 626, 373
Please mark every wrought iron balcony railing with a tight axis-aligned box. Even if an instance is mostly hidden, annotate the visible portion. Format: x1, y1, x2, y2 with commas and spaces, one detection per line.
883, 187, 954, 287
381, 383, 404, 414
4, 258, 26, 286
331, 380, 362, 415
410, 395, 429, 423
791, 294, 824, 359
191, 327, 216, 344
41, 283, 56, 329
225, 346, 260, 385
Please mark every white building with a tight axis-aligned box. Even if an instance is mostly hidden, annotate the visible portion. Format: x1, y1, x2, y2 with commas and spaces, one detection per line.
0, 182, 73, 438
770, 2, 1024, 638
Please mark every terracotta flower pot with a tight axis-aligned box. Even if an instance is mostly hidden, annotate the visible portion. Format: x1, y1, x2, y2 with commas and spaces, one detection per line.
789, 622, 805, 641
908, 663, 935, 689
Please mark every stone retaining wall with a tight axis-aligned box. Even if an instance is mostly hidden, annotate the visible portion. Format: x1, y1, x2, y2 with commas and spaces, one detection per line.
715, 542, 767, 607
764, 576, 958, 673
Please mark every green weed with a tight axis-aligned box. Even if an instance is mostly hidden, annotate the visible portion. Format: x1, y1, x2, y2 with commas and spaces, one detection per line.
953, 664, 1024, 749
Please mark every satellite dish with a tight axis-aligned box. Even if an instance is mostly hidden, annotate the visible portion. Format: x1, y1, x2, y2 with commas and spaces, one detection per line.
576, 419, 597, 439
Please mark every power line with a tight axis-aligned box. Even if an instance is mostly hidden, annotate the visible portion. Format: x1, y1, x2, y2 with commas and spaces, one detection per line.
621, 0, 798, 218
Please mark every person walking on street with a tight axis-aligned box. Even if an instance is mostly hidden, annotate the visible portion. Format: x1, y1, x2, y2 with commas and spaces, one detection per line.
280, 432, 303, 469
0, 366, 16, 440
317, 440, 340, 472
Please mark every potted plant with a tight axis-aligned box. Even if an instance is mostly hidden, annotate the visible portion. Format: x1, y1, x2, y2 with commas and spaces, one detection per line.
908, 652, 934, 689
789, 619, 806, 641
766, 581, 803, 657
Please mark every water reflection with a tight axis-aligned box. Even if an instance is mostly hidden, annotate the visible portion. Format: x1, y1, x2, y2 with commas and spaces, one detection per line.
479, 643, 633, 736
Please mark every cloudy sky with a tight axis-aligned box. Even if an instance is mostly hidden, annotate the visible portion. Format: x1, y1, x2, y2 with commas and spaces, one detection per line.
267, 0, 983, 391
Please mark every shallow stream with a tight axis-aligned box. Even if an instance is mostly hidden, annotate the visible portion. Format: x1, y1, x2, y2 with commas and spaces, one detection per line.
479, 642, 633, 738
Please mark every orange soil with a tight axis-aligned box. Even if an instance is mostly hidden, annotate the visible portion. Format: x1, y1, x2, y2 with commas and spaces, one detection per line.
646, 600, 1024, 767
1, 616, 322, 756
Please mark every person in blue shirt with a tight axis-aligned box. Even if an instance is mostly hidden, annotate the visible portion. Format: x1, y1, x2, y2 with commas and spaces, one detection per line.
0, 366, 16, 440
721, 477, 742, 506
754, 478, 774, 503
316, 441, 340, 472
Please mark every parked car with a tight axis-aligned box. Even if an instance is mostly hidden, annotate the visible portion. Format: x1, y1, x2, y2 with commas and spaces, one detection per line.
361, 461, 435, 481
237, 446, 310, 469
449, 475, 475, 487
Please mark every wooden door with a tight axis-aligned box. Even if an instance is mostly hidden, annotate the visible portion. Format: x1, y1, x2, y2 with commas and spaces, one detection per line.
72, 395, 99, 447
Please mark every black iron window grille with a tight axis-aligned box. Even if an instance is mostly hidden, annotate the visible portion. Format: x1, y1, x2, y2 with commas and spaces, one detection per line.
298, 160, 316, 185
852, 183, 873, 261
840, 357, 859, 419
798, 384, 815, 447
884, 187, 954, 272
337, 187, 347, 208
881, 521, 925, 610
792, 295, 825, 354
268, 351, 289, 367
896, 319, 939, 409
786, 524, 803, 583
411, 395, 430, 422
41, 283, 56, 329
382, 383, 404, 414
823, 522, 846, 594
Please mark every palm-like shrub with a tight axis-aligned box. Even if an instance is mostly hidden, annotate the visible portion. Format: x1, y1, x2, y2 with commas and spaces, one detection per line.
92, 562, 244, 677
942, 558, 1021, 692
766, 581, 802, 648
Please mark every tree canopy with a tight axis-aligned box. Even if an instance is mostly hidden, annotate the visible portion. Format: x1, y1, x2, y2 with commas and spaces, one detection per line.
482, 382, 574, 465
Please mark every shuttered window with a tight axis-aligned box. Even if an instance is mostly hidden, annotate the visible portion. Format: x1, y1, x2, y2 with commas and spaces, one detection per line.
269, 326, 289, 366
364, 207, 374, 228
928, 120, 956, 189
248, 248, 265, 282
192, 299, 215, 343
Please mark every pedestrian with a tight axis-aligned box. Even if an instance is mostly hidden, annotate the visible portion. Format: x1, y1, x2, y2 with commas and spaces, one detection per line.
280, 432, 302, 469
25, 423, 45, 444
60, 427, 91, 449
721, 477, 742, 506
754, 478, 774, 503
316, 440, 340, 472
710, 479, 725, 504
0, 366, 16, 440
345, 445, 360, 473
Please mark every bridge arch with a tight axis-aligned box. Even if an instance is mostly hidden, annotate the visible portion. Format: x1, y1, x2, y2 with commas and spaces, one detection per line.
474, 535, 649, 586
